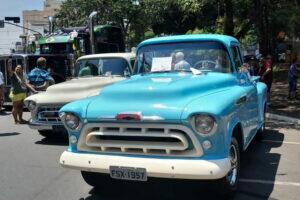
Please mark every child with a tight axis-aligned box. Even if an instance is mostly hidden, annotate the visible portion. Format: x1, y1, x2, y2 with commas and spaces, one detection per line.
288, 58, 297, 100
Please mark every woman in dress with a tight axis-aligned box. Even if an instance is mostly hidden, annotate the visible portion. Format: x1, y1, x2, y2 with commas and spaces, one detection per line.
9, 64, 36, 124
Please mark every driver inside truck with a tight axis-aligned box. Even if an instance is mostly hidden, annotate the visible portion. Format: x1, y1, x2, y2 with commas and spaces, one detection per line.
173, 52, 191, 71
79, 63, 98, 77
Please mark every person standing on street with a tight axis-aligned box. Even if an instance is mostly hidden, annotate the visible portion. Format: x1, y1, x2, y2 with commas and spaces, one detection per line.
27, 57, 50, 91
0, 70, 4, 112
8, 64, 37, 124
288, 57, 297, 100
259, 55, 273, 103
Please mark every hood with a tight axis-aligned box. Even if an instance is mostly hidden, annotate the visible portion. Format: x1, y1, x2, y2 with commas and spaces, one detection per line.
25, 76, 125, 105
86, 72, 237, 121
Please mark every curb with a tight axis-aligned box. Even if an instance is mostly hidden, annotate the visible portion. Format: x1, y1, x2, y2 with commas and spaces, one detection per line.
266, 113, 300, 126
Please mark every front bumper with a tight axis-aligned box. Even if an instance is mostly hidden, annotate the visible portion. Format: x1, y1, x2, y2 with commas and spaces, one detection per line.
60, 151, 231, 180
29, 119, 63, 131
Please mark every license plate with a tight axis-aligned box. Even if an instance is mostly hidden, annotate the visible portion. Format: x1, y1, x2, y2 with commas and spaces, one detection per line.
43, 112, 58, 118
109, 166, 147, 181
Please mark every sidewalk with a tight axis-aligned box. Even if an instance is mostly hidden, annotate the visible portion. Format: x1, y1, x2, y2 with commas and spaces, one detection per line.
267, 66, 300, 125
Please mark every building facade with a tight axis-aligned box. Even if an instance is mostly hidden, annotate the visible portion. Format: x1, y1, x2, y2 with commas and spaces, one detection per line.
23, 0, 63, 36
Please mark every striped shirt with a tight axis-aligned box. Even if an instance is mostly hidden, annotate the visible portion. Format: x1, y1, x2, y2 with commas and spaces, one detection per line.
27, 67, 50, 87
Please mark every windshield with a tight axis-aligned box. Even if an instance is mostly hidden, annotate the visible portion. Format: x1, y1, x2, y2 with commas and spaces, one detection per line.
135, 41, 231, 74
76, 57, 131, 77
40, 43, 73, 54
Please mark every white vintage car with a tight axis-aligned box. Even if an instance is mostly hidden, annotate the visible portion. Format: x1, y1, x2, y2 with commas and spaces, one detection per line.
24, 53, 135, 138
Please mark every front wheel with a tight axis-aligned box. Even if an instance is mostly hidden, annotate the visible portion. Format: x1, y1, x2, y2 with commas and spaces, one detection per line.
218, 137, 240, 198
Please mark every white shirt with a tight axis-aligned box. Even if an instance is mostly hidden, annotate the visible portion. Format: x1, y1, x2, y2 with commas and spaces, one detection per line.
174, 60, 191, 71
0, 72, 4, 86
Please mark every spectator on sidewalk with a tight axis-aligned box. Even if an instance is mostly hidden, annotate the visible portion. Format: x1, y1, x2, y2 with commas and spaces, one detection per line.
0, 70, 4, 112
288, 58, 297, 100
259, 55, 273, 103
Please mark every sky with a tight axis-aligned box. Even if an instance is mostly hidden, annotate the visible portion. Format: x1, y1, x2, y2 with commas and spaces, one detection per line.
0, 0, 44, 53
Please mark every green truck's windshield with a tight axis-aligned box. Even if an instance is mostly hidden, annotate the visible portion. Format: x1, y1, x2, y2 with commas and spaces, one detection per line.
40, 43, 73, 54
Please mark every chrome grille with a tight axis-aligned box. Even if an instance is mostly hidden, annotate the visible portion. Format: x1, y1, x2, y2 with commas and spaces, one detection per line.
78, 123, 203, 157
37, 106, 62, 122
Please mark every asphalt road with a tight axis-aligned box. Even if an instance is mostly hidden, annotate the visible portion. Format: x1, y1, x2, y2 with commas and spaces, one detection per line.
0, 111, 300, 200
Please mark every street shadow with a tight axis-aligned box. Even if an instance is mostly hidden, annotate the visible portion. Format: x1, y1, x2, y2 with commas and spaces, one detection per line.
235, 128, 284, 200
266, 119, 299, 130
35, 136, 68, 146
0, 132, 21, 137
0, 111, 10, 116
81, 180, 226, 200
77, 127, 284, 200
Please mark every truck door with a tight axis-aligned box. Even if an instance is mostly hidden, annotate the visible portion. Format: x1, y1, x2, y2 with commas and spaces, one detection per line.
231, 44, 259, 144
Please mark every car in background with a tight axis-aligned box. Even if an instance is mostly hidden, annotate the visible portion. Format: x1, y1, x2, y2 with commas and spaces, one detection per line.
24, 52, 135, 138
59, 34, 267, 197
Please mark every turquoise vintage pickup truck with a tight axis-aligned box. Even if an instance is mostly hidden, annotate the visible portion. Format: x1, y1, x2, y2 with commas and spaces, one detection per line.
59, 34, 267, 197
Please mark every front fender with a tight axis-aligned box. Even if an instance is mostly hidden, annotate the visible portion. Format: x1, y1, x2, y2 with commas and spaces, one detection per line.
181, 86, 245, 158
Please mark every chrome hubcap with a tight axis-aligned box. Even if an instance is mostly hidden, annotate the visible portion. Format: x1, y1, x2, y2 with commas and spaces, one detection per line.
226, 144, 238, 186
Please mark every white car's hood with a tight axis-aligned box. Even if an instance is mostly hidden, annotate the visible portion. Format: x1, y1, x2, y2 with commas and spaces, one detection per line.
25, 76, 125, 105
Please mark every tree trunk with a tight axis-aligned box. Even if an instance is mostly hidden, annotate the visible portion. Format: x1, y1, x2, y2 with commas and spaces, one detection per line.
255, 0, 270, 56
223, 0, 234, 36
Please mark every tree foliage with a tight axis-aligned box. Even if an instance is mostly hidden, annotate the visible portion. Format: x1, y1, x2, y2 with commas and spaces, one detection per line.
55, 0, 300, 54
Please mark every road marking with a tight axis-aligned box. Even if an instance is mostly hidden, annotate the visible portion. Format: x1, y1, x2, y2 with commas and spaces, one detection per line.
240, 179, 300, 187
261, 140, 300, 145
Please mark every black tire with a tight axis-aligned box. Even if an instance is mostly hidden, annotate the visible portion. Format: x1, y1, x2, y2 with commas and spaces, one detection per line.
81, 171, 115, 189
38, 130, 55, 138
218, 137, 240, 198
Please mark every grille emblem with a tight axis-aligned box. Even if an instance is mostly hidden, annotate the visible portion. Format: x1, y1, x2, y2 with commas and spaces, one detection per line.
116, 112, 142, 121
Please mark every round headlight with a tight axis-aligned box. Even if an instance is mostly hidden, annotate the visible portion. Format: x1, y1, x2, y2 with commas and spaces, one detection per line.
27, 101, 36, 111
192, 115, 216, 135
64, 113, 80, 130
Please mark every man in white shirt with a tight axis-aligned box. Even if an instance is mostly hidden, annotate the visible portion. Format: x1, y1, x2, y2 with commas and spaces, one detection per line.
0, 71, 4, 112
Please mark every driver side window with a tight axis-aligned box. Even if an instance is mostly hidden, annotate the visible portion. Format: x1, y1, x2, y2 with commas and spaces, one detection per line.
231, 46, 242, 69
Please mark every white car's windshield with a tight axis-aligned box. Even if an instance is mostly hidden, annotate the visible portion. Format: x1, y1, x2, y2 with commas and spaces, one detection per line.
76, 58, 131, 77
135, 41, 231, 74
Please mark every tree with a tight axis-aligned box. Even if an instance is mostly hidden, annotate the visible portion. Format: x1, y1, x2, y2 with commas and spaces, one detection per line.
55, 0, 148, 47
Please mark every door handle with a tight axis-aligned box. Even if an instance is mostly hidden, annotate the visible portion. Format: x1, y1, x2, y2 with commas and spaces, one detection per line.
236, 96, 247, 105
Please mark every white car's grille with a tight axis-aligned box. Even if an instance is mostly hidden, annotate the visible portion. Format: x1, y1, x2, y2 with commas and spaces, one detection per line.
37, 106, 62, 122
77, 123, 203, 157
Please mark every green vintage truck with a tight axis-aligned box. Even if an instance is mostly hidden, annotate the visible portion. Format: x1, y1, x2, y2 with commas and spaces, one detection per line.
36, 25, 125, 83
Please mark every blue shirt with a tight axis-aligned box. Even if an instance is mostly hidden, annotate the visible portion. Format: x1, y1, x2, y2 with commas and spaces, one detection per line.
27, 67, 50, 87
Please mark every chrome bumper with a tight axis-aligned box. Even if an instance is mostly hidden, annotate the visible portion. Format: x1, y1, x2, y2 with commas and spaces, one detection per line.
29, 119, 63, 130
60, 151, 231, 180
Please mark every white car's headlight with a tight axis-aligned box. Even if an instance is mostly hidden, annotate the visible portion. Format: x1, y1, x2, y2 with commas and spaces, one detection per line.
26, 101, 37, 111
191, 115, 216, 135
63, 113, 80, 130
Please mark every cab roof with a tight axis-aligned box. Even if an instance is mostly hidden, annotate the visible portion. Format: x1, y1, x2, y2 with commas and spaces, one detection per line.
77, 52, 135, 61
137, 34, 239, 50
